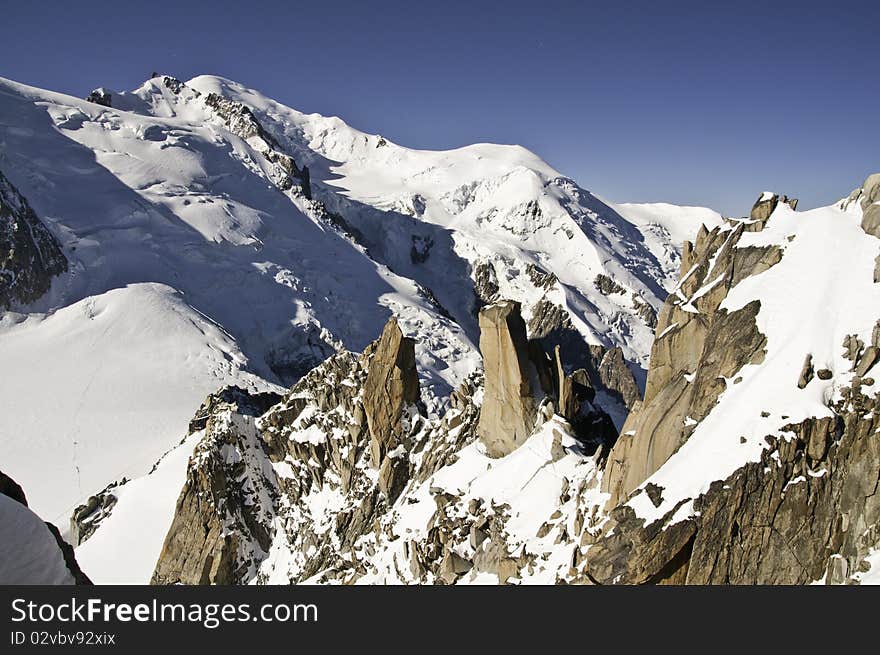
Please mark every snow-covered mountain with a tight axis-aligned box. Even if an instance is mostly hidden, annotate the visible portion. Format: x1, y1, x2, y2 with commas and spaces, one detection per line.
5, 73, 875, 587
0, 73, 712, 528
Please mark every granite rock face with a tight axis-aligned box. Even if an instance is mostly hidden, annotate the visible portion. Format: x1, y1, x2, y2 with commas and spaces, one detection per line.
476, 301, 540, 457
586, 388, 880, 585
527, 298, 641, 411
602, 216, 776, 507
580, 182, 880, 585
362, 318, 420, 467
151, 388, 283, 585
85, 88, 112, 107
0, 169, 67, 309
476, 300, 622, 458
748, 192, 798, 228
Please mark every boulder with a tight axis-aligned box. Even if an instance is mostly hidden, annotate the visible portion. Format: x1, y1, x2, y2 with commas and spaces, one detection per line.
798, 354, 815, 388
748, 192, 798, 230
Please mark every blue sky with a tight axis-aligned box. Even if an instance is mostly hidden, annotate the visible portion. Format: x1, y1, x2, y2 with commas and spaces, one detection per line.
2, 0, 877, 216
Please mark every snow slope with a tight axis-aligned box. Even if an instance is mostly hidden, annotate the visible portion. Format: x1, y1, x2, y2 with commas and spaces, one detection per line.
0, 283, 270, 522
0, 494, 75, 584
628, 198, 880, 524
183, 75, 689, 369
75, 431, 201, 584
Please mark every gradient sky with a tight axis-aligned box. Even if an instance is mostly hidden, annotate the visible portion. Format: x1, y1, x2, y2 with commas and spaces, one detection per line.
2, 0, 878, 216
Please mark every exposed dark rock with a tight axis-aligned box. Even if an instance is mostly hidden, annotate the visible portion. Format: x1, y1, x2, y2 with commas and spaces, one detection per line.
85, 88, 112, 107
472, 261, 499, 308
527, 298, 641, 411
598, 347, 640, 410
410, 235, 434, 264
594, 273, 625, 296
798, 353, 815, 389
632, 293, 658, 329
69, 486, 120, 546
525, 263, 557, 290
1, 169, 68, 309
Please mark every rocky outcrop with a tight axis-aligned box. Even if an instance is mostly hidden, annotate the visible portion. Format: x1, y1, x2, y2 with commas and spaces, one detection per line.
362, 318, 421, 501
69, 484, 120, 545
632, 293, 658, 328
477, 300, 622, 458
472, 260, 500, 308
477, 301, 540, 457
748, 192, 797, 229
594, 274, 625, 296
527, 298, 641, 411
581, 180, 880, 584
586, 384, 880, 584
1, 169, 67, 309
859, 173, 880, 238
853, 173, 880, 282
602, 217, 776, 507
150, 307, 616, 584
85, 88, 112, 107
0, 470, 91, 585
151, 387, 283, 585
152, 319, 429, 584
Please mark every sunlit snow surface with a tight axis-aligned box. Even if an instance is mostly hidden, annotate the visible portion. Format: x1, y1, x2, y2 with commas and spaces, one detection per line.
628, 201, 880, 525
75, 431, 202, 584
0, 494, 75, 584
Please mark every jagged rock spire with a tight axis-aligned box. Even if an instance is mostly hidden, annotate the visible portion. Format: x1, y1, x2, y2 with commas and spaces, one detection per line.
476, 301, 539, 458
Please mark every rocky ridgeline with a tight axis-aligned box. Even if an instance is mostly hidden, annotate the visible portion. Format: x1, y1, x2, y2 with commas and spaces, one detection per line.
844, 173, 880, 281
586, 386, 880, 584
577, 183, 880, 584
150, 302, 629, 584
600, 193, 785, 507
0, 169, 67, 309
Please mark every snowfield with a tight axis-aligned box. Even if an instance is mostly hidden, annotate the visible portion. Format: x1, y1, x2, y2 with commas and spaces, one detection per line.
0, 283, 271, 523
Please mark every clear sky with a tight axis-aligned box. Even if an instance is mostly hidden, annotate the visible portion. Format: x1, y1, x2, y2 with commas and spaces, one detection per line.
2, 0, 878, 216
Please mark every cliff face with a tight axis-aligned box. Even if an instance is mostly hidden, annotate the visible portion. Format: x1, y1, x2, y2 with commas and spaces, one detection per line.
583, 181, 880, 585
601, 203, 782, 507
0, 169, 67, 309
